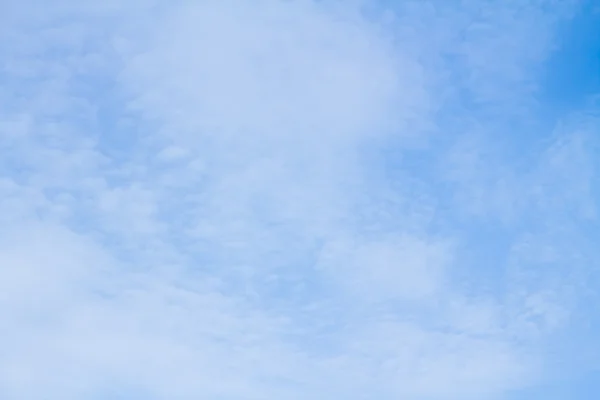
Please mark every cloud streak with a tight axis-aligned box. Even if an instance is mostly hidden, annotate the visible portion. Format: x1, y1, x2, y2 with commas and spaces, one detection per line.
1, 0, 598, 399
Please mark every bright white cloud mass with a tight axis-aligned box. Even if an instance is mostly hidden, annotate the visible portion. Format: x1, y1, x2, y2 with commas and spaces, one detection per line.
1, 0, 599, 399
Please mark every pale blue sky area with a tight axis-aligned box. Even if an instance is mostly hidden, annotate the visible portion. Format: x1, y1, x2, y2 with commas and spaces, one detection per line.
0, 1, 599, 399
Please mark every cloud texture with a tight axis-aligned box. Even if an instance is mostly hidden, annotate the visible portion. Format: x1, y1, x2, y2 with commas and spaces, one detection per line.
1, 0, 599, 399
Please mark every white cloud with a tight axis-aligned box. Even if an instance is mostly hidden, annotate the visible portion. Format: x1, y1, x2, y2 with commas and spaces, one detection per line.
316, 233, 453, 302
0, 0, 598, 399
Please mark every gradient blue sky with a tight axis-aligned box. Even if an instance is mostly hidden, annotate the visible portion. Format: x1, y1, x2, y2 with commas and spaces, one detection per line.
1, 0, 600, 399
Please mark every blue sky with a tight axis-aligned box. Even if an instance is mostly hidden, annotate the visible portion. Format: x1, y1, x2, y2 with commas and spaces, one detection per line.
1, 0, 599, 399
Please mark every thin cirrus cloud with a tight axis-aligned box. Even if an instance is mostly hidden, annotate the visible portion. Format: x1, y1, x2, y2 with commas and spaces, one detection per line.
0, 0, 599, 399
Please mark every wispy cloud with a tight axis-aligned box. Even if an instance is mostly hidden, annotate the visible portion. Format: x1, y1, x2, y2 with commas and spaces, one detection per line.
1, 0, 598, 399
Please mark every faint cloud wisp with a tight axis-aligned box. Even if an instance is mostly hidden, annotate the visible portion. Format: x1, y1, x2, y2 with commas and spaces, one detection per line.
0, 1, 599, 399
